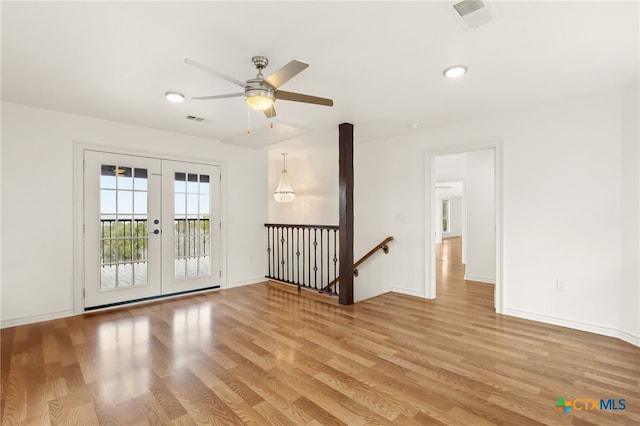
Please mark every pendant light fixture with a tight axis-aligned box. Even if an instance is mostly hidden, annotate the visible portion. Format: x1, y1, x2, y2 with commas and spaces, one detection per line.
273, 153, 295, 203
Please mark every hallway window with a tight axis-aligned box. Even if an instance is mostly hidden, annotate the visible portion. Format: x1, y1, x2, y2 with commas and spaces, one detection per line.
442, 199, 450, 233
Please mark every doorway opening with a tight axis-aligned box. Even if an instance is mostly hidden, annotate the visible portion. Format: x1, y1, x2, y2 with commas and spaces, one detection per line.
426, 145, 502, 312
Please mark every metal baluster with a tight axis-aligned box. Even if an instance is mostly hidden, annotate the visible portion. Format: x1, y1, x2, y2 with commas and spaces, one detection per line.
274, 227, 278, 279
267, 226, 271, 278
320, 229, 324, 289
287, 226, 292, 282
308, 228, 311, 287
284, 227, 288, 282
327, 230, 330, 290
296, 228, 300, 285
280, 227, 284, 281
109, 220, 113, 265
276, 227, 280, 280
313, 229, 318, 289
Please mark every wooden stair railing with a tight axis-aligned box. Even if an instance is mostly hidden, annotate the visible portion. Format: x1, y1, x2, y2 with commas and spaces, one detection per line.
320, 236, 394, 294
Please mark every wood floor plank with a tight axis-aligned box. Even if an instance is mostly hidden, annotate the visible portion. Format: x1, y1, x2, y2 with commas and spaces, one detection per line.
1, 237, 638, 425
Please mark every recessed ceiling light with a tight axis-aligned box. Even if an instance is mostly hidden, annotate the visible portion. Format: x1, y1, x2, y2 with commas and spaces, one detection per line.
408, 123, 420, 129
443, 65, 468, 79
165, 91, 185, 103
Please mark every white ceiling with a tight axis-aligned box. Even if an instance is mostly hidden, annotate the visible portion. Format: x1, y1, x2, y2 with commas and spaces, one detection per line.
2, 1, 638, 147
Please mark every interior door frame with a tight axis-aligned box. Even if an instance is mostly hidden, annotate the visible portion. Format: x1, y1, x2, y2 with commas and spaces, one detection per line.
72, 142, 228, 314
424, 139, 504, 313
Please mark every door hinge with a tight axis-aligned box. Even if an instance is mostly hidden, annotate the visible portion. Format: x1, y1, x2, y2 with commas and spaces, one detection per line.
219, 174, 222, 182
219, 270, 222, 278
83, 288, 85, 298
219, 222, 222, 230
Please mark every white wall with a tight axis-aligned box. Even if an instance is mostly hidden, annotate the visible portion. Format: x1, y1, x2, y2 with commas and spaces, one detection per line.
464, 149, 495, 283
1, 102, 268, 327
268, 131, 338, 226
262, 86, 639, 345
620, 82, 640, 342
435, 153, 467, 182
353, 87, 636, 345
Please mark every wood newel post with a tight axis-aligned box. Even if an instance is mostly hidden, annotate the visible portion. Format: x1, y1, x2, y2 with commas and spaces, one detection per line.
338, 123, 354, 305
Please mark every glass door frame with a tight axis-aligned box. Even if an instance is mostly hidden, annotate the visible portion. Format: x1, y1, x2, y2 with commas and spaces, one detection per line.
73, 145, 226, 313
84, 151, 163, 308
161, 159, 221, 295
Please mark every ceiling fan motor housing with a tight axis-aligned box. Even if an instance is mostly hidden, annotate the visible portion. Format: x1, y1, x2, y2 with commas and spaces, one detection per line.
245, 79, 275, 100
251, 56, 269, 70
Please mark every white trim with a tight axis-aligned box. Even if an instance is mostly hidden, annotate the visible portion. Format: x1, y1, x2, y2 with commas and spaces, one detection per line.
72, 141, 229, 313
226, 277, 268, 289
463, 274, 495, 284
504, 308, 640, 348
392, 286, 425, 298
425, 153, 436, 300
1, 310, 75, 329
72, 143, 84, 315
425, 140, 504, 312
618, 330, 640, 347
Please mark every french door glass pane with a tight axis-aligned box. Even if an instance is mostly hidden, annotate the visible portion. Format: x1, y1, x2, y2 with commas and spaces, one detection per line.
100, 164, 149, 289
174, 172, 211, 280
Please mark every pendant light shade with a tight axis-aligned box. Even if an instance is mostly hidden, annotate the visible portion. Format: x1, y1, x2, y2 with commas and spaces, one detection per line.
274, 153, 295, 203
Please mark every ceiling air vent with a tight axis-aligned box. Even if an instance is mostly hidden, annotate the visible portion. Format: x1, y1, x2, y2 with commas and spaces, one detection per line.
185, 115, 205, 122
449, 0, 495, 29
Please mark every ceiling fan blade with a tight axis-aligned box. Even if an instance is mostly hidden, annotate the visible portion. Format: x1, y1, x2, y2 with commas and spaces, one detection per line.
184, 58, 246, 88
264, 106, 277, 118
192, 93, 244, 100
276, 90, 333, 107
265, 60, 309, 89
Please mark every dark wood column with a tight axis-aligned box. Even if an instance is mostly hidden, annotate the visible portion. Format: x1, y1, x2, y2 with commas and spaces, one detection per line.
338, 123, 354, 305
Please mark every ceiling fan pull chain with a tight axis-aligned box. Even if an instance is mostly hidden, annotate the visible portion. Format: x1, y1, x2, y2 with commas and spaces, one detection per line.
247, 105, 251, 134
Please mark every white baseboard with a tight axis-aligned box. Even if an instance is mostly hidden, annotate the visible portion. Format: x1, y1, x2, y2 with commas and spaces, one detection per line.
1, 309, 75, 329
225, 276, 267, 289
504, 308, 640, 347
392, 286, 425, 298
464, 274, 495, 284
1, 279, 265, 328
617, 329, 640, 347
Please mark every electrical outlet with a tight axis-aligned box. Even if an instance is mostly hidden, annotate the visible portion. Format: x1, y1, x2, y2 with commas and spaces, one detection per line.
556, 279, 567, 292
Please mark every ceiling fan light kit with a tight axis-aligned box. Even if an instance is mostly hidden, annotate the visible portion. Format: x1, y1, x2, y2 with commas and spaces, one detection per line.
186, 55, 333, 119
245, 88, 275, 110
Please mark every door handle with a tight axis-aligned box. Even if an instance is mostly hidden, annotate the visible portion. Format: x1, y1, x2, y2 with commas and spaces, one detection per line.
153, 229, 160, 235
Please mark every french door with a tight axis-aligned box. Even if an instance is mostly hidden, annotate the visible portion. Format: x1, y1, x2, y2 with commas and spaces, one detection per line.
84, 151, 220, 308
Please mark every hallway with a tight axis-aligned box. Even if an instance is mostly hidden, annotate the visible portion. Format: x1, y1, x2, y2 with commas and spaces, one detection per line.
436, 236, 494, 311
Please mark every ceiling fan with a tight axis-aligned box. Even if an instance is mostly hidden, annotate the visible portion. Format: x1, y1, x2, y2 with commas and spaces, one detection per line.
185, 56, 333, 118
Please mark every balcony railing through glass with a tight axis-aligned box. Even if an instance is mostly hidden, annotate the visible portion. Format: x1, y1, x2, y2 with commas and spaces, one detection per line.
100, 218, 210, 289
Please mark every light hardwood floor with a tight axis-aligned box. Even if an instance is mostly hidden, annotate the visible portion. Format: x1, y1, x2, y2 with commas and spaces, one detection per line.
2, 237, 639, 425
